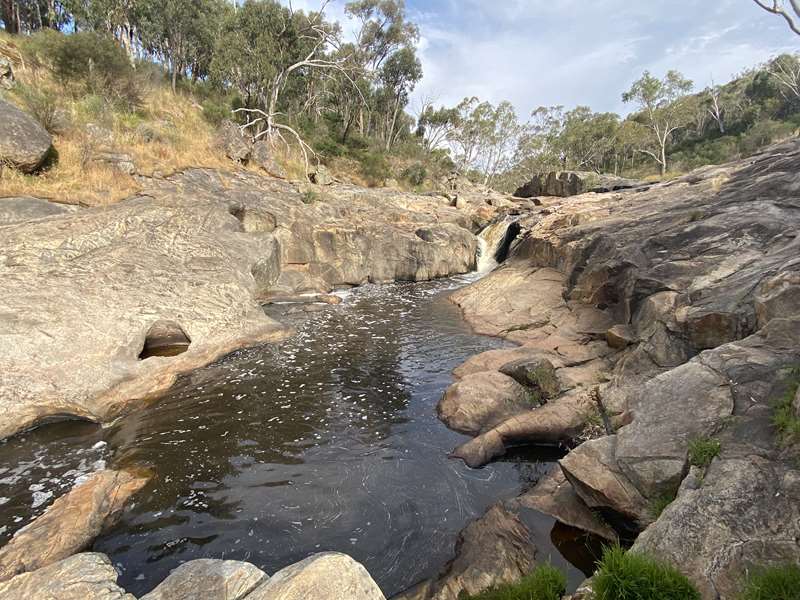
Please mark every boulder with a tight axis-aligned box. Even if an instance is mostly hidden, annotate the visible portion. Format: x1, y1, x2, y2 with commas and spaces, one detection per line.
308, 164, 333, 185
215, 120, 251, 163
633, 457, 800, 600
91, 150, 135, 175
437, 371, 533, 435
605, 324, 635, 349
251, 140, 287, 179
559, 435, 649, 529
0, 57, 14, 89
0, 197, 78, 226
247, 553, 385, 600
141, 559, 267, 600
499, 356, 560, 400
0, 98, 53, 173
513, 171, 644, 198
395, 504, 537, 600
0, 553, 134, 600
0, 469, 149, 581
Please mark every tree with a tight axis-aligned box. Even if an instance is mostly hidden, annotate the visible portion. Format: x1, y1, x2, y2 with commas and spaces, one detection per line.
753, 0, 800, 35
417, 102, 459, 152
378, 45, 421, 150
557, 107, 620, 172
765, 54, 800, 100
622, 70, 693, 175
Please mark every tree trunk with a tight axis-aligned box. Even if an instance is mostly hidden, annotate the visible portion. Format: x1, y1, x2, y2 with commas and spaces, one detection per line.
171, 64, 178, 93
660, 143, 667, 176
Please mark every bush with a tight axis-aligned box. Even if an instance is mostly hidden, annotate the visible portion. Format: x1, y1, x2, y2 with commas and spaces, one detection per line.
688, 436, 721, 468
593, 545, 701, 600
13, 83, 67, 134
738, 564, 800, 600
466, 564, 566, 600
772, 366, 800, 446
358, 150, 389, 186
38, 31, 141, 108
201, 99, 230, 126
739, 119, 795, 156
401, 163, 427, 186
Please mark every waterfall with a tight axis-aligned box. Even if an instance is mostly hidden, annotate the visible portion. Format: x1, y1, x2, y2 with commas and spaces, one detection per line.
476, 216, 518, 274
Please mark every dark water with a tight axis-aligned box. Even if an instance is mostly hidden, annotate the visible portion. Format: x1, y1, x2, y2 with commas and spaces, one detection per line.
0, 277, 592, 596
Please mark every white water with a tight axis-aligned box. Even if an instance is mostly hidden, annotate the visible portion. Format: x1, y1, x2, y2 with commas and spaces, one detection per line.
476, 217, 516, 274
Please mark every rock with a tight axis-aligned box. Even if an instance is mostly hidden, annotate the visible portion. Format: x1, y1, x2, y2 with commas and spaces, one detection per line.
141, 559, 267, 600
499, 356, 560, 400
0, 98, 53, 173
0, 57, 14, 89
513, 171, 644, 198
794, 386, 800, 419
91, 150, 135, 175
247, 552, 385, 600
0, 553, 134, 600
215, 120, 251, 163
0, 469, 149, 581
510, 467, 618, 542
633, 456, 800, 600
85, 123, 114, 147
605, 324, 635, 349
559, 435, 649, 530
437, 371, 533, 436
0, 197, 78, 226
316, 294, 342, 305
396, 504, 537, 600
452, 393, 590, 468
251, 140, 287, 179
308, 164, 333, 185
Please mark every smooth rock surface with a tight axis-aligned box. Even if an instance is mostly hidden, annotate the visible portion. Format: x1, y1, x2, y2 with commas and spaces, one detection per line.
437, 371, 532, 435
141, 559, 267, 600
0, 196, 78, 225
247, 552, 385, 600
0, 98, 53, 173
0, 470, 148, 580
0, 553, 134, 600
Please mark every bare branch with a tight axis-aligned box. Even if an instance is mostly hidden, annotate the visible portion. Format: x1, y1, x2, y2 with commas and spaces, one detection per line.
753, 0, 800, 35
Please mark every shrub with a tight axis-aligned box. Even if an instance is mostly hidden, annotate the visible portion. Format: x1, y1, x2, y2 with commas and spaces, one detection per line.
738, 564, 800, 600
688, 436, 721, 468
358, 150, 389, 187
201, 99, 230, 126
466, 564, 566, 600
44, 32, 140, 108
593, 545, 701, 600
648, 489, 677, 520
739, 119, 794, 156
772, 366, 800, 446
401, 163, 427, 186
13, 83, 67, 134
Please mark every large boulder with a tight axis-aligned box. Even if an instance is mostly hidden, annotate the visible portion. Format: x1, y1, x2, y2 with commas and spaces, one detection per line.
0, 469, 149, 581
0, 98, 53, 173
395, 504, 537, 600
0, 553, 134, 600
437, 371, 532, 435
251, 140, 287, 179
247, 553, 385, 600
215, 120, 251, 163
513, 171, 644, 198
141, 559, 267, 600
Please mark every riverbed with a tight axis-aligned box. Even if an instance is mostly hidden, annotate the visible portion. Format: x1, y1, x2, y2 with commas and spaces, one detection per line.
0, 275, 588, 596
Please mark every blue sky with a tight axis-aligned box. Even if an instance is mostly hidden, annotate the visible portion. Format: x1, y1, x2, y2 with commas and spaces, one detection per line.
290, 0, 797, 118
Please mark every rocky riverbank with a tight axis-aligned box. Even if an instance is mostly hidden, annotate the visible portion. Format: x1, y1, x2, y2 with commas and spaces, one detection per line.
423, 138, 800, 599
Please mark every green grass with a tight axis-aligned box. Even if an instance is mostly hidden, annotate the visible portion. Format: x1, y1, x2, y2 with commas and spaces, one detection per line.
738, 564, 800, 600
773, 367, 800, 446
300, 190, 320, 204
593, 545, 701, 600
687, 436, 721, 468
648, 490, 677, 520
465, 565, 566, 600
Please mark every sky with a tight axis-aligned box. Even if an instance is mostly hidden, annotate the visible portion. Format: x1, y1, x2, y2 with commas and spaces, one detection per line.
286, 0, 798, 118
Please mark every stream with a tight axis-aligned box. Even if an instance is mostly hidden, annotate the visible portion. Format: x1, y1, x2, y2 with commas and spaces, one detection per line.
0, 275, 593, 596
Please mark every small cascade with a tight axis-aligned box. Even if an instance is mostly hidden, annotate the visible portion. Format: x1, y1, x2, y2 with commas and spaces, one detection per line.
476, 216, 520, 274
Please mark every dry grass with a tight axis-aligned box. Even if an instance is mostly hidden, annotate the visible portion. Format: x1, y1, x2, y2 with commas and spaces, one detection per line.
0, 36, 261, 206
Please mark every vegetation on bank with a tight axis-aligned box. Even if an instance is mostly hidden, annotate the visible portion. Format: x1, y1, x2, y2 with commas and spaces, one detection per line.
738, 563, 800, 600
465, 564, 566, 600
1, 0, 799, 204
593, 545, 701, 600
688, 436, 722, 469
773, 366, 800, 446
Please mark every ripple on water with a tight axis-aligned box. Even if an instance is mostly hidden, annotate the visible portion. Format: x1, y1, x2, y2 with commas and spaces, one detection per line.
0, 277, 589, 596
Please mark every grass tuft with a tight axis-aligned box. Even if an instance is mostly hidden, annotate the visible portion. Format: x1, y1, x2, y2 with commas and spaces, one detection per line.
465, 564, 566, 600
648, 489, 677, 520
687, 436, 721, 469
593, 545, 701, 600
772, 367, 800, 446
738, 564, 800, 600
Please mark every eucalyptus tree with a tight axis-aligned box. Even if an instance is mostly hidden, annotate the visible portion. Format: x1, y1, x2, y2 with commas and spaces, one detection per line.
622, 70, 693, 175
753, 0, 800, 35
378, 45, 421, 149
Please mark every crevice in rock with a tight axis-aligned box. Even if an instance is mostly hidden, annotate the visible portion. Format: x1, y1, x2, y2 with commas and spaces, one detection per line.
138, 320, 191, 359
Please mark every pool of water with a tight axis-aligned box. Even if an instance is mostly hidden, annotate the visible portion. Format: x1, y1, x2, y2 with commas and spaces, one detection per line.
0, 276, 592, 596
